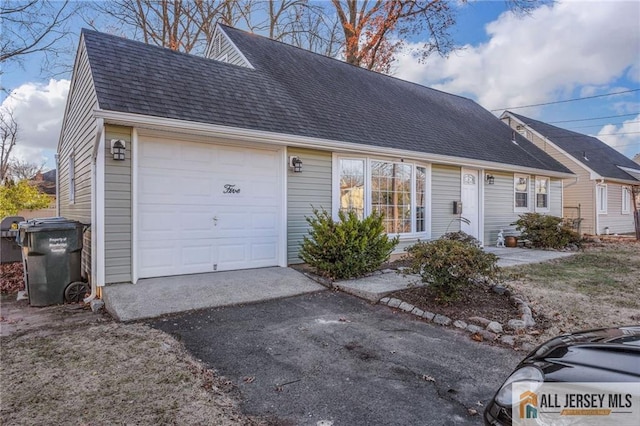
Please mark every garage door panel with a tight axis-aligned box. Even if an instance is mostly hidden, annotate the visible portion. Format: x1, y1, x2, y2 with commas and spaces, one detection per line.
138, 136, 282, 278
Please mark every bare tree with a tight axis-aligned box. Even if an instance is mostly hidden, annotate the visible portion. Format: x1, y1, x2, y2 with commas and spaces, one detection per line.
86, 0, 244, 54
0, 107, 18, 183
7, 159, 45, 181
0, 0, 78, 77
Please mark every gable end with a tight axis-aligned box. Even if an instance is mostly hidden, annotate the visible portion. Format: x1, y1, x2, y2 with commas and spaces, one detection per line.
205, 24, 253, 69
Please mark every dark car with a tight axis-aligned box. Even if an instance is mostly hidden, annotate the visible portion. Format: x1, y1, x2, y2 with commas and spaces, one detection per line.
484, 325, 640, 425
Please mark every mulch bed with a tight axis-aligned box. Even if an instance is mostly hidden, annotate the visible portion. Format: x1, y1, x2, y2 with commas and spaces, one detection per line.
391, 284, 521, 326
0, 262, 24, 294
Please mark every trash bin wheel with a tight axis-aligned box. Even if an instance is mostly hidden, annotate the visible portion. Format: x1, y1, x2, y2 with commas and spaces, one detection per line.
64, 281, 89, 303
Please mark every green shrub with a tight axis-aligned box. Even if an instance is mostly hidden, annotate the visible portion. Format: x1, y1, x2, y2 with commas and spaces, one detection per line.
299, 208, 399, 280
512, 213, 581, 249
405, 238, 499, 302
440, 231, 481, 247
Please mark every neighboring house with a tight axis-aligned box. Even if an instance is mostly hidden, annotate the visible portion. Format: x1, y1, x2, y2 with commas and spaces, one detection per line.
501, 112, 640, 235
57, 25, 573, 292
17, 170, 57, 219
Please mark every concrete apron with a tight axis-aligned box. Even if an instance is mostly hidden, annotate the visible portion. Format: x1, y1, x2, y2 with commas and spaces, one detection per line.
102, 267, 326, 322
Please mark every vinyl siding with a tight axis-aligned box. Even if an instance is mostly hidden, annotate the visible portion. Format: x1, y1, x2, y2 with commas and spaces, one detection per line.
206, 28, 251, 67
57, 37, 99, 279
431, 164, 461, 238
505, 118, 596, 234
599, 183, 636, 234
286, 147, 332, 264
483, 171, 523, 245
104, 125, 133, 283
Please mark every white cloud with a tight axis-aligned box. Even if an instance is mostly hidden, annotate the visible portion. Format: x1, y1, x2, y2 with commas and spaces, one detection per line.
596, 114, 640, 158
1, 79, 70, 167
394, 1, 640, 112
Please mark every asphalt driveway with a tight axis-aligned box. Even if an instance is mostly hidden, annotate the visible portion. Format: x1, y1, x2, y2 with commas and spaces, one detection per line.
150, 292, 521, 425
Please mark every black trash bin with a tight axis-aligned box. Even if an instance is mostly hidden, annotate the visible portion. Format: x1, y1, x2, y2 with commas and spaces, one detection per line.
1, 216, 24, 264
17, 217, 89, 307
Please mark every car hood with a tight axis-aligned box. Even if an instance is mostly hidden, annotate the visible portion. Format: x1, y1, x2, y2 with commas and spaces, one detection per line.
527, 326, 640, 381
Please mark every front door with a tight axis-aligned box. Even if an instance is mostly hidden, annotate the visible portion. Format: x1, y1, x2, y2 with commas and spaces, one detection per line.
460, 168, 479, 239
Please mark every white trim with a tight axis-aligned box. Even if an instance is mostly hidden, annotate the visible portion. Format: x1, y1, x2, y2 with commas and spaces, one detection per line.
596, 184, 608, 215
622, 186, 631, 215
534, 176, 551, 213
94, 109, 575, 179
90, 119, 104, 292
279, 148, 288, 267
96, 131, 106, 286
131, 128, 139, 283
514, 173, 531, 213
68, 149, 76, 204
478, 168, 485, 245
425, 163, 432, 240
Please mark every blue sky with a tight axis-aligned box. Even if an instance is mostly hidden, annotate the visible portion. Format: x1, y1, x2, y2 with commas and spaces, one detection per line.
2, 0, 639, 170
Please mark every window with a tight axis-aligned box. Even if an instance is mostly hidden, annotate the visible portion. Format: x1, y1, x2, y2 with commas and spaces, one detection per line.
337, 157, 428, 235
535, 177, 549, 210
622, 187, 631, 214
68, 152, 75, 204
597, 184, 607, 214
514, 174, 530, 211
339, 159, 365, 219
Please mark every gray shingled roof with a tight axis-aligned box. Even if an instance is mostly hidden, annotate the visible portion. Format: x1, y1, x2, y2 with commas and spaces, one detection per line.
507, 112, 640, 182
82, 27, 571, 174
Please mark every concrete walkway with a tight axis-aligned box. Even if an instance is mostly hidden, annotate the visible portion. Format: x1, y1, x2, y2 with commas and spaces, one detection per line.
102, 267, 325, 321
102, 247, 577, 321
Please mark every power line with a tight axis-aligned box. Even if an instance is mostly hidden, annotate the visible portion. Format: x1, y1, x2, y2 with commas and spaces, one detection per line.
491, 88, 640, 111
548, 112, 639, 124
566, 120, 640, 130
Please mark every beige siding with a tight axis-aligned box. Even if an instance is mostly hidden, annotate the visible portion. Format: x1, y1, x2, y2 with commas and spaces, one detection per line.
286, 147, 332, 264
206, 28, 251, 67
431, 164, 461, 238
599, 183, 636, 234
104, 126, 133, 283
57, 38, 99, 279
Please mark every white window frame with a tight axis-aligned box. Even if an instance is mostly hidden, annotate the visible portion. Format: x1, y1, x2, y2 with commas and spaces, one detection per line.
622, 186, 631, 214
68, 151, 76, 204
596, 184, 607, 214
514, 174, 531, 212
333, 155, 430, 238
534, 176, 550, 212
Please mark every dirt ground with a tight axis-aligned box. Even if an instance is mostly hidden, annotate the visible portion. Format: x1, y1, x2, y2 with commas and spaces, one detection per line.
0, 309, 266, 425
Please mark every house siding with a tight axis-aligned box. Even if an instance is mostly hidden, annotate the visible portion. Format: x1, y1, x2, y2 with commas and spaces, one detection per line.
286, 147, 332, 264
431, 164, 461, 238
483, 171, 522, 245
206, 28, 250, 67
58, 37, 98, 279
104, 125, 133, 284
599, 182, 636, 234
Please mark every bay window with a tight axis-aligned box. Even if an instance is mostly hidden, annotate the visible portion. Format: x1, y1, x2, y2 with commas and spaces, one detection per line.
337, 157, 429, 235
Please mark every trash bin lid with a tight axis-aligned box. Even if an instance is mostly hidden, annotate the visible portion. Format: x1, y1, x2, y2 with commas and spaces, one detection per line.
1, 216, 24, 231
19, 217, 83, 232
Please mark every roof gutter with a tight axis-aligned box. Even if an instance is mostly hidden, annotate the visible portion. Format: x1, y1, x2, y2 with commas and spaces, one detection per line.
94, 109, 575, 179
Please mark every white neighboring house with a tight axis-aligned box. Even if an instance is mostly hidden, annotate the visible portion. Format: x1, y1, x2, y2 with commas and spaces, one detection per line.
502, 112, 640, 235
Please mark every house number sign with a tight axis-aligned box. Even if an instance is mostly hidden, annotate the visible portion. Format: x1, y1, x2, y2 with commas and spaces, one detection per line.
223, 184, 240, 194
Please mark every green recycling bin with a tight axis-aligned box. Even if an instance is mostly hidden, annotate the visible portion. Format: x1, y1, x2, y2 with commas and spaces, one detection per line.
17, 218, 89, 307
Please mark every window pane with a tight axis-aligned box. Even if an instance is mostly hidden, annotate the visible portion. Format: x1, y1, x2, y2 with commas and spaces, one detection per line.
535, 178, 548, 208
515, 176, 528, 208
416, 167, 426, 232
515, 192, 528, 208
536, 194, 548, 208
339, 159, 365, 219
372, 161, 411, 234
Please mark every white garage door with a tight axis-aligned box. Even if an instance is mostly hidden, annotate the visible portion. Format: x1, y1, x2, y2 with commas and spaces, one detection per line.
137, 136, 282, 278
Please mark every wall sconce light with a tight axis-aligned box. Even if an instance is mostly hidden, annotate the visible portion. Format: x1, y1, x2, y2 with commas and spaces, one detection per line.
485, 174, 495, 185
110, 139, 126, 161
289, 156, 302, 173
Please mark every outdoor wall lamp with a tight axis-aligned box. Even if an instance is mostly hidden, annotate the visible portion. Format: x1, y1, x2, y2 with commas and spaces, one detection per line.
110, 139, 126, 161
289, 156, 302, 173
486, 174, 495, 185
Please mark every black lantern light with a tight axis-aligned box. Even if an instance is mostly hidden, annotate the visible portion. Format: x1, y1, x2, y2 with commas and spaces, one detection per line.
110, 139, 126, 161
486, 174, 495, 185
289, 156, 302, 173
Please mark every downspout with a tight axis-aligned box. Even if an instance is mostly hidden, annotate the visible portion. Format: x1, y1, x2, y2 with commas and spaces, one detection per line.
84, 117, 104, 303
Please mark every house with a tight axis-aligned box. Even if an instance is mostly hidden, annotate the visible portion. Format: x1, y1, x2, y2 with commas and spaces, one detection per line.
57, 25, 573, 293
501, 111, 640, 235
